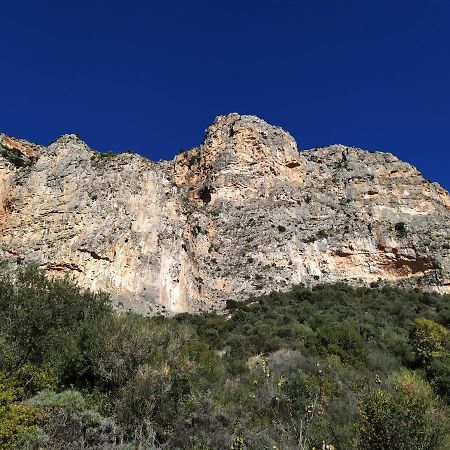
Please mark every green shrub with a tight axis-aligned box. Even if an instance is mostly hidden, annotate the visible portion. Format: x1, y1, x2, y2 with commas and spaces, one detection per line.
24, 390, 121, 449
394, 221, 407, 238
0, 374, 45, 450
359, 371, 448, 450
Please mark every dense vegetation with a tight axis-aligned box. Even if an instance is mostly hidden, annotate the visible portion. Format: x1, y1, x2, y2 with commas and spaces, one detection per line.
0, 267, 449, 449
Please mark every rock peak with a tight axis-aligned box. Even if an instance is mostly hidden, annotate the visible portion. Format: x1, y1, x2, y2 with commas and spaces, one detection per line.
47, 134, 91, 156
49, 133, 88, 147
171, 113, 301, 191
204, 113, 298, 150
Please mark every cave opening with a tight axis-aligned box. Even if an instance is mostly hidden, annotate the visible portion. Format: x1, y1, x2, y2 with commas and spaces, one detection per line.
199, 187, 212, 204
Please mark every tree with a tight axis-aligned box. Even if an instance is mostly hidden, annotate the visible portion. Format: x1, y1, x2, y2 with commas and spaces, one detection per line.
409, 317, 449, 365
0, 266, 112, 380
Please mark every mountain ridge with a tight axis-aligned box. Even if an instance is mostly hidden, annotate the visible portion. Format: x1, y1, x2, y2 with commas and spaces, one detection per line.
1, 113, 449, 314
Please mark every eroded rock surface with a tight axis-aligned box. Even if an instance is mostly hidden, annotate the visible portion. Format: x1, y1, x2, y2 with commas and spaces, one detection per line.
1, 114, 449, 314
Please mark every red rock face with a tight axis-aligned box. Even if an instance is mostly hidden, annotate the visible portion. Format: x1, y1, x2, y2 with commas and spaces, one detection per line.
1, 135, 41, 159
0, 115, 449, 315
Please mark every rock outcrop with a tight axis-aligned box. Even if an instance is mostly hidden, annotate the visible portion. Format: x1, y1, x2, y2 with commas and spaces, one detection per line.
1, 114, 449, 314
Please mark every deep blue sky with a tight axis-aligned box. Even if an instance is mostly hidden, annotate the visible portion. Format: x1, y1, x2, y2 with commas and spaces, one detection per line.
1, 0, 449, 189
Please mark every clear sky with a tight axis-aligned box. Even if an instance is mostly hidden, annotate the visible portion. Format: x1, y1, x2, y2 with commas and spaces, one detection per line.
1, 0, 449, 189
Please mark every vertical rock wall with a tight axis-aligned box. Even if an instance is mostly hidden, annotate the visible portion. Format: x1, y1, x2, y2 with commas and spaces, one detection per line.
0, 114, 449, 314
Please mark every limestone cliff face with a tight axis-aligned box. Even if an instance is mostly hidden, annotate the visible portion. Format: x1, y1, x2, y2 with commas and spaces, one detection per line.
1, 114, 449, 314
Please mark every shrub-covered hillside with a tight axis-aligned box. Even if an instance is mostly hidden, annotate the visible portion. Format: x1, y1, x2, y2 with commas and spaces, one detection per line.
0, 267, 449, 449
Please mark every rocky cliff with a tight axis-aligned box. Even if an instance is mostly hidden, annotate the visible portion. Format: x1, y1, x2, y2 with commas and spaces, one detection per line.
1, 113, 449, 314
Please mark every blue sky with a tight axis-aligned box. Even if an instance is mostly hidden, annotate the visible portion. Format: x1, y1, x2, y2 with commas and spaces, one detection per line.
1, 0, 449, 189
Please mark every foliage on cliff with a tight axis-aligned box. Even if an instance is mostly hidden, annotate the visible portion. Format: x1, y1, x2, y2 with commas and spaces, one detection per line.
0, 267, 448, 449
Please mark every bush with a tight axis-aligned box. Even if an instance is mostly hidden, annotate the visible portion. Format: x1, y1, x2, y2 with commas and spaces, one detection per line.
359, 371, 448, 450
312, 322, 368, 365
394, 222, 407, 238
0, 374, 44, 450
24, 390, 122, 449
426, 353, 450, 401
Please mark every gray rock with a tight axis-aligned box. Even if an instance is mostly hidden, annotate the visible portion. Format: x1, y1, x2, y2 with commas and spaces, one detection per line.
0, 114, 449, 314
